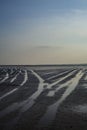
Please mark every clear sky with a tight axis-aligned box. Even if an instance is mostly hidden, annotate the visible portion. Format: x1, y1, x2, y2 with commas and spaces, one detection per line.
0, 0, 87, 65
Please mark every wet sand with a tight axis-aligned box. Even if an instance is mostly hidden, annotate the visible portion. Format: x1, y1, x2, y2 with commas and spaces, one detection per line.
0, 65, 87, 130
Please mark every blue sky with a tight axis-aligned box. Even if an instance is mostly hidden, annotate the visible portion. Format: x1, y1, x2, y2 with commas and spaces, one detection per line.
0, 0, 87, 64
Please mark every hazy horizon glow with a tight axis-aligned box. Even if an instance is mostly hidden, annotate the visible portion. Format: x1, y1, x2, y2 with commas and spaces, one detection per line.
0, 0, 87, 64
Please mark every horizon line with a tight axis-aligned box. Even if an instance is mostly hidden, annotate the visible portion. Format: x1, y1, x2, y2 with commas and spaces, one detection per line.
0, 63, 87, 66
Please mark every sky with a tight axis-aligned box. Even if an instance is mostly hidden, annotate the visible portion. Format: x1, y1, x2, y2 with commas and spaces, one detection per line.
0, 0, 87, 65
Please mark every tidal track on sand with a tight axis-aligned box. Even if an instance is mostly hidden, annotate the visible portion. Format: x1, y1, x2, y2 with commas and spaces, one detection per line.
0, 66, 87, 130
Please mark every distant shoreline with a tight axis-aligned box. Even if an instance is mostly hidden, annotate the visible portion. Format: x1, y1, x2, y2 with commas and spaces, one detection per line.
0, 64, 87, 67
